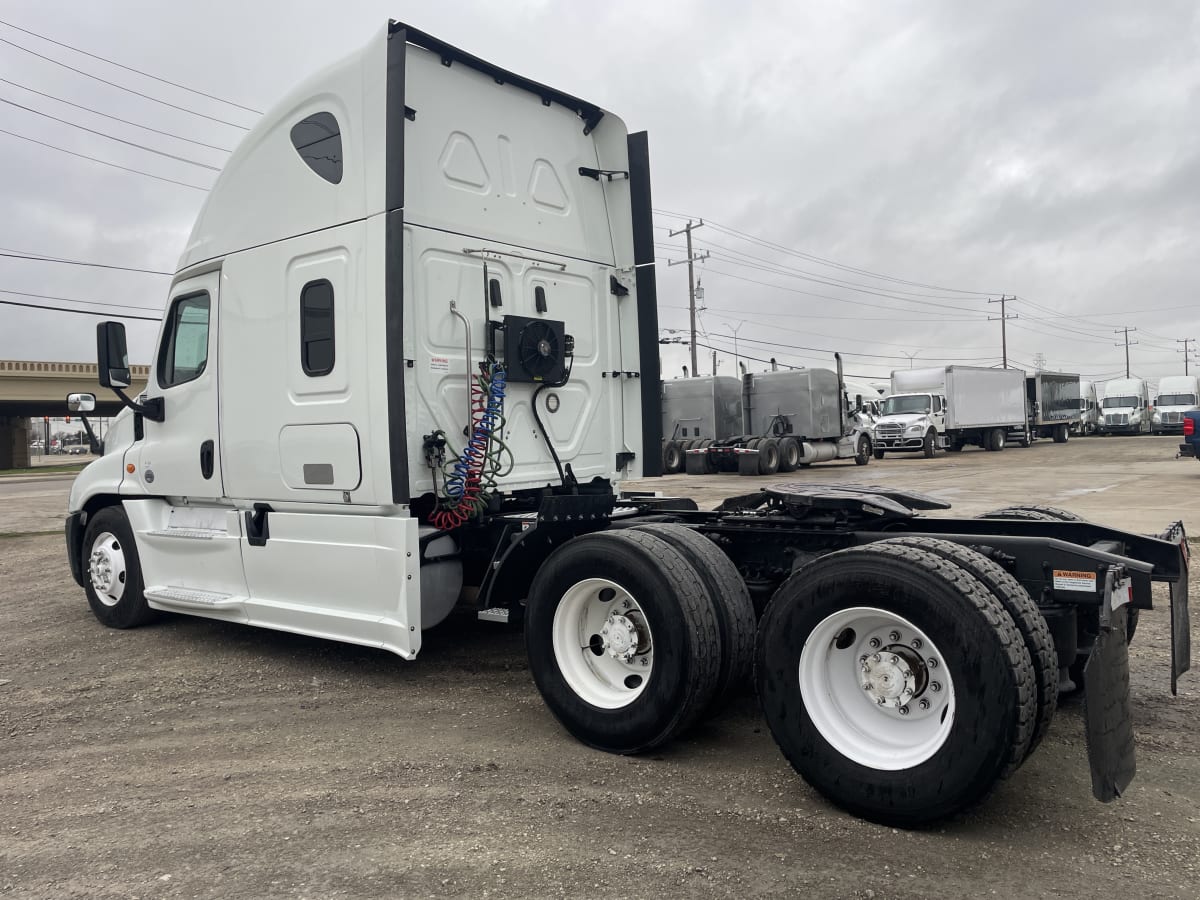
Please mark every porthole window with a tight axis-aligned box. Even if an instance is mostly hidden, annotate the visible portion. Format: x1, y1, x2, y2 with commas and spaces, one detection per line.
300, 279, 335, 376
290, 112, 343, 184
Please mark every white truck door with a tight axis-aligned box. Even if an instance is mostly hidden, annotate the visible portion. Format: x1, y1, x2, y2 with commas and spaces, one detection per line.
130, 271, 224, 499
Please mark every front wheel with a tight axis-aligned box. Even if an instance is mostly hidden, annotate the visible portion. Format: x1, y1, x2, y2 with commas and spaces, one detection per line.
922, 429, 937, 458
854, 435, 871, 466
525, 530, 721, 754
757, 542, 1036, 826
873, 447, 885, 460
82, 505, 156, 629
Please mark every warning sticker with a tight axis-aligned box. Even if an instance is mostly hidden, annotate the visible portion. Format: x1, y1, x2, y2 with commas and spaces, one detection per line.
429, 356, 450, 373
1053, 569, 1097, 592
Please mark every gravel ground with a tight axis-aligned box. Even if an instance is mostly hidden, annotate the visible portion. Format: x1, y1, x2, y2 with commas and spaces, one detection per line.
1, 437, 1197, 898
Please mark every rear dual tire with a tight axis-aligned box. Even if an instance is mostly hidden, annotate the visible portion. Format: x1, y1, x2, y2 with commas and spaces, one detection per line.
756, 540, 1037, 826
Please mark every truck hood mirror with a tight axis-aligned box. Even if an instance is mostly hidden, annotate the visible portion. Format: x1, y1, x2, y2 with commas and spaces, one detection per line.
67, 392, 96, 412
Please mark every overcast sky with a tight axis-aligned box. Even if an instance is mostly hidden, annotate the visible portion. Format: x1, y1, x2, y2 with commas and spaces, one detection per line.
1, 0, 1197, 389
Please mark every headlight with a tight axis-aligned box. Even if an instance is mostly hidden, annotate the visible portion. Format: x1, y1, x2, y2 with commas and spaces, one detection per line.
906, 425, 924, 434
1153, 412, 1161, 423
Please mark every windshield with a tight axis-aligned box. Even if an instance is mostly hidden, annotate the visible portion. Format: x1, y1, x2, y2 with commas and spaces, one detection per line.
1156, 393, 1196, 406
1103, 396, 1138, 409
881, 395, 931, 416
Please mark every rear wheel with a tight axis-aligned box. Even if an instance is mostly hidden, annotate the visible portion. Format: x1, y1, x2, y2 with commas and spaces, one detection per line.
757, 543, 1035, 826
778, 437, 801, 473
875, 537, 1056, 763
757, 438, 781, 475
986, 428, 1007, 451
1053, 424, 1069, 443
662, 440, 684, 474
526, 530, 721, 754
631, 523, 755, 711
979, 505, 1084, 522
854, 435, 871, 466
82, 506, 156, 629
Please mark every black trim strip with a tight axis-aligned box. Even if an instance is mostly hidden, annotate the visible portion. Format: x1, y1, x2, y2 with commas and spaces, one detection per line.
385, 30, 409, 503
389, 21, 604, 135
405, 219, 614, 269
627, 131, 662, 476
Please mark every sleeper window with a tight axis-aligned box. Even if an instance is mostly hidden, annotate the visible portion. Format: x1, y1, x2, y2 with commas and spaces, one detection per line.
158, 292, 210, 387
301, 279, 335, 376
290, 112, 343, 184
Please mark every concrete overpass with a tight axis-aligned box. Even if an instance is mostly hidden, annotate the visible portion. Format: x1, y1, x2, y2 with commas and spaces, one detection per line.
1, 359, 149, 468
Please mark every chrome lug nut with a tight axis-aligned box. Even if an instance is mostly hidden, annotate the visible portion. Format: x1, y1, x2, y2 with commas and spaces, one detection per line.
927, 657, 939, 669
930, 681, 942, 692
911, 638, 923, 650
889, 630, 901, 642
919, 698, 931, 710
898, 705, 910, 715
872, 653, 881, 663
869, 637, 881, 649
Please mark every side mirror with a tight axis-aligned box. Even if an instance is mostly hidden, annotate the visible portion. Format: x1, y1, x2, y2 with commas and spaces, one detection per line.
67, 392, 96, 412
96, 321, 131, 389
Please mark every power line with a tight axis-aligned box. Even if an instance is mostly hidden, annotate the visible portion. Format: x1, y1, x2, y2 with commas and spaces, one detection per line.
0, 126, 210, 190
0, 96, 221, 170
0, 286, 160, 312
0, 35, 252, 130
0, 297, 161, 321
0, 248, 171, 276
653, 207, 997, 296
0, 76, 234, 152
0, 18, 262, 114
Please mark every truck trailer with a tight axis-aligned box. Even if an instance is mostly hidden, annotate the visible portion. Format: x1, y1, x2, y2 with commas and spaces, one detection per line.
63, 22, 1190, 827
874, 365, 1030, 456
1026, 372, 1081, 442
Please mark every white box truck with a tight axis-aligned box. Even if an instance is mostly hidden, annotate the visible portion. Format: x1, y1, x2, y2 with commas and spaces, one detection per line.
1100, 378, 1151, 434
874, 366, 1029, 457
1077, 379, 1101, 435
60, 22, 1190, 826
1152, 375, 1199, 435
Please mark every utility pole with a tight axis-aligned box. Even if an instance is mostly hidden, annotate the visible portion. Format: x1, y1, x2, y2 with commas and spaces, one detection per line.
1114, 327, 1138, 378
901, 350, 919, 369
1178, 338, 1195, 375
987, 295, 1018, 368
667, 219, 709, 377
724, 321, 745, 373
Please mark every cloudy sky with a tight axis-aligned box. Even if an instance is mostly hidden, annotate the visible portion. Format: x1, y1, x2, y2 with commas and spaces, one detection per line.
1, 0, 1197, 390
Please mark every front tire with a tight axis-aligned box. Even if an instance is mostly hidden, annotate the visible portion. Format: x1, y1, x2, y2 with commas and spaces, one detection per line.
756, 542, 1036, 826
922, 429, 937, 458
82, 505, 156, 629
854, 435, 871, 466
525, 530, 721, 754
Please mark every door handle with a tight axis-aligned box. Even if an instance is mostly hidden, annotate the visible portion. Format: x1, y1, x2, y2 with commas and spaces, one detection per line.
200, 440, 214, 479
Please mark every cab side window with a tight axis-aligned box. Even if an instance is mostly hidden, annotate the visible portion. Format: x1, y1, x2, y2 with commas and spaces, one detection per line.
932, 396, 942, 414
158, 292, 210, 387
300, 279, 335, 376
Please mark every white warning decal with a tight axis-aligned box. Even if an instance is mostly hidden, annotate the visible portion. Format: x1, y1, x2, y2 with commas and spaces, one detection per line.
1053, 569, 1097, 592
429, 356, 450, 373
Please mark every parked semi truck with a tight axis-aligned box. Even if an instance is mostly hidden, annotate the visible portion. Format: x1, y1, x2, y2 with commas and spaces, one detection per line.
660, 375, 742, 473
1076, 379, 1101, 435
684, 361, 873, 475
63, 22, 1190, 826
1100, 378, 1151, 434
1026, 372, 1081, 442
1152, 375, 1199, 435
873, 365, 1030, 457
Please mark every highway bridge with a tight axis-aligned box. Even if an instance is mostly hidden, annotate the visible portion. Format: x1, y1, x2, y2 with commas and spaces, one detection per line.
0, 360, 148, 468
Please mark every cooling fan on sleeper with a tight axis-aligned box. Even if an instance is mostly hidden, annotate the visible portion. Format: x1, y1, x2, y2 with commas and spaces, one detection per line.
502, 314, 568, 383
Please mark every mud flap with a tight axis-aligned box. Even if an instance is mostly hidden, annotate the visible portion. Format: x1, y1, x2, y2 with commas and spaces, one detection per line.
1170, 558, 1190, 696
1083, 568, 1136, 802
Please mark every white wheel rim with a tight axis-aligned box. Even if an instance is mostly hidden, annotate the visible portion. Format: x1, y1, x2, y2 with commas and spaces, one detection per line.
551, 577, 654, 709
799, 607, 955, 770
87, 530, 128, 607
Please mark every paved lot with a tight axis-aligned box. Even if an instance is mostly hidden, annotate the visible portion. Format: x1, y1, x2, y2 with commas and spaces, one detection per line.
1, 436, 1196, 898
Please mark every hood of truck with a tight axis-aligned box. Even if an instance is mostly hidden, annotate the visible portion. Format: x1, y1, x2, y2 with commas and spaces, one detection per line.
875, 413, 930, 428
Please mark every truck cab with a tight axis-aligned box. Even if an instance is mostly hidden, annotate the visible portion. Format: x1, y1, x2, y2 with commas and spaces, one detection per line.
873, 392, 945, 454
1100, 378, 1151, 435
1152, 375, 1199, 435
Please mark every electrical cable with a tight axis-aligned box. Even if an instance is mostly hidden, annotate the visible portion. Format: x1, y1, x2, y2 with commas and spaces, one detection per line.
0, 297, 161, 320
0, 18, 263, 114
0, 36, 253, 129
0, 96, 222, 169
0, 77, 235, 152
0, 286, 160, 311
531, 354, 575, 486
0, 126, 210, 190
0, 248, 171, 275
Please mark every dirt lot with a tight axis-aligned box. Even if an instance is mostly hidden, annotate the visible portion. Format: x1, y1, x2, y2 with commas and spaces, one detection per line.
1, 436, 1197, 899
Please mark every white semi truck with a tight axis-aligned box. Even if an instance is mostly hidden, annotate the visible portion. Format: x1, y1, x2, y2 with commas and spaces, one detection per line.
873, 366, 1030, 457
1077, 379, 1101, 435
1152, 375, 1199, 435
1100, 378, 1151, 435
63, 22, 1190, 826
